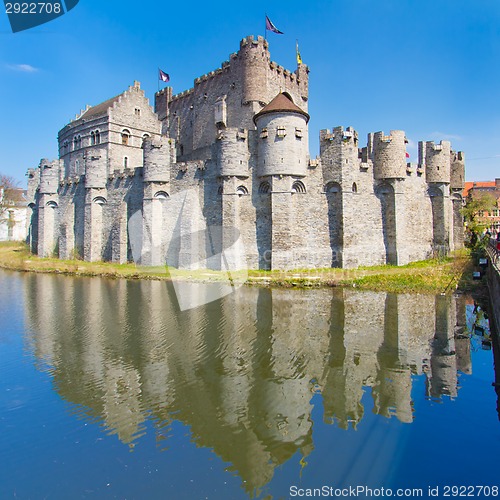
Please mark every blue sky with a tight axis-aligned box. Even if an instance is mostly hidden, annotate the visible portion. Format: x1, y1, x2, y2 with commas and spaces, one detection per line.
1, 0, 499, 184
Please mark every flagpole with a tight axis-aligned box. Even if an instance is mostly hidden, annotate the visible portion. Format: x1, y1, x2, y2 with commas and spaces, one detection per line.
157, 67, 160, 92
264, 14, 267, 40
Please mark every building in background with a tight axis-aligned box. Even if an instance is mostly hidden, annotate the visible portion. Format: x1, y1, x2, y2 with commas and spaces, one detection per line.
0, 186, 27, 241
463, 179, 500, 234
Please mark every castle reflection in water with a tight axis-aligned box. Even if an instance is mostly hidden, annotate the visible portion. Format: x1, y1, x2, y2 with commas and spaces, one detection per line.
24, 275, 471, 493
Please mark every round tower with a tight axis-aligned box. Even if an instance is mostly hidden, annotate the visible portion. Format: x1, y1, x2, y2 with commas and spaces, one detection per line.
319, 126, 359, 182
450, 151, 465, 191
217, 128, 249, 177
254, 93, 309, 177
240, 36, 270, 106
373, 130, 407, 180
425, 141, 451, 184
143, 136, 172, 183
39, 159, 60, 195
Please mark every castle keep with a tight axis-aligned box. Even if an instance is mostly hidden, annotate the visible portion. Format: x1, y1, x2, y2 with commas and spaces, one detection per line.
26, 35, 465, 270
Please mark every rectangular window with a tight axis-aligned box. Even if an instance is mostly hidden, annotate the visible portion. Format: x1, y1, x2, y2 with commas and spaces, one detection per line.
295, 128, 303, 138
277, 126, 286, 137
260, 128, 268, 139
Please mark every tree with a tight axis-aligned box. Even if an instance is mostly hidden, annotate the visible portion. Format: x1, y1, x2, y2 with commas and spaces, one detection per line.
0, 174, 24, 224
462, 192, 497, 247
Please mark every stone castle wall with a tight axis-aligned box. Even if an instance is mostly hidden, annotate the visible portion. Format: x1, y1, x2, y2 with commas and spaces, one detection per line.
26, 36, 465, 271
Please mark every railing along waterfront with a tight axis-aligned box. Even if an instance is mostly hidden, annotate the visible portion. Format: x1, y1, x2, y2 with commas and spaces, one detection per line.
488, 238, 500, 267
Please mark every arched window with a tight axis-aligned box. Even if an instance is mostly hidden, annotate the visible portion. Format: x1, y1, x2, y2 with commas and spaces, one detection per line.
259, 181, 271, 194
123, 157, 128, 168
46, 201, 58, 208
121, 129, 131, 146
154, 191, 169, 200
352, 182, 358, 193
236, 185, 249, 196
325, 181, 341, 193
291, 180, 306, 194
142, 133, 150, 146
428, 186, 443, 197
90, 131, 96, 145
95, 130, 101, 144
375, 183, 394, 197
73, 137, 78, 150
93, 196, 107, 205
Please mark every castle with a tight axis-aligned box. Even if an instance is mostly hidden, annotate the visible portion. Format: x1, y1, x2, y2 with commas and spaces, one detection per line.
26, 35, 465, 270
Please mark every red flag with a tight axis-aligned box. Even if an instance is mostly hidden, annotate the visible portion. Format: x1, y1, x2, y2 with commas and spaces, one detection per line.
405, 152, 410, 158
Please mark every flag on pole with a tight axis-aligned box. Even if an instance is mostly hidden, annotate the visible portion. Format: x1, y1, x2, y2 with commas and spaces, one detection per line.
296, 40, 302, 65
265, 15, 284, 34
159, 69, 170, 83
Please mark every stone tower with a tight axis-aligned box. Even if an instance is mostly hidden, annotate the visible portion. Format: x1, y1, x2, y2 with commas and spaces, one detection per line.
373, 131, 409, 265
141, 136, 174, 266
421, 140, 452, 255
37, 159, 61, 257
319, 126, 361, 267
450, 151, 465, 249
254, 93, 310, 269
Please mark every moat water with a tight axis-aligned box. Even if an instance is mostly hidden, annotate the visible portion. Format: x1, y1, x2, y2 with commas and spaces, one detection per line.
0, 270, 499, 499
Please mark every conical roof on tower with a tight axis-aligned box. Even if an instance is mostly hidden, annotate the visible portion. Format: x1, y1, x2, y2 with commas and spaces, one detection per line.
253, 93, 310, 124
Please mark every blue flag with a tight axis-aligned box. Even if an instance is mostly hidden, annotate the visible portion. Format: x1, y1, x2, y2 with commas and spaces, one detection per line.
159, 69, 170, 83
265, 15, 284, 35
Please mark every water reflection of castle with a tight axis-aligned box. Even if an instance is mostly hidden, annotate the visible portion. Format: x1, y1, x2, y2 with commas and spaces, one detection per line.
24, 275, 470, 493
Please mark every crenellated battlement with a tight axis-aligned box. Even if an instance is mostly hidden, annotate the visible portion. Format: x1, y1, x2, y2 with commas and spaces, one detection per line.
217, 127, 249, 177
194, 67, 227, 86
239, 35, 268, 51
39, 159, 61, 195
143, 136, 174, 183
320, 126, 358, 144
373, 130, 407, 180
171, 88, 194, 101
450, 150, 465, 190
425, 140, 451, 184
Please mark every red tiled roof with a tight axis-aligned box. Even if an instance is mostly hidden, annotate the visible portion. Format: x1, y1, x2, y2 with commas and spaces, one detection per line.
463, 181, 496, 198
253, 93, 310, 124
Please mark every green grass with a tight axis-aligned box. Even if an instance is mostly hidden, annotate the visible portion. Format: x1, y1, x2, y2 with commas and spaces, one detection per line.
0, 241, 483, 294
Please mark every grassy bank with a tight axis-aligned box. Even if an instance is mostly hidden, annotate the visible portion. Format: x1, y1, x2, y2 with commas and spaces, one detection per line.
0, 241, 483, 294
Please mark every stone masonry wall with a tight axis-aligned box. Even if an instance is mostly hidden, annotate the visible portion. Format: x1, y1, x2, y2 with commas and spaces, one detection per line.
28, 36, 464, 271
